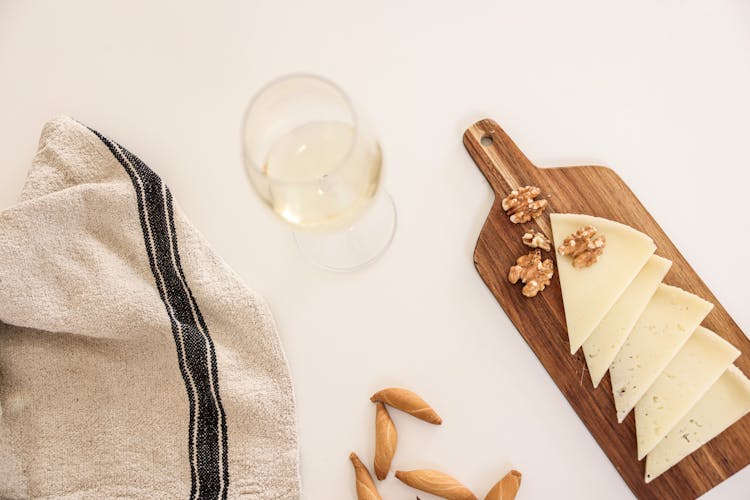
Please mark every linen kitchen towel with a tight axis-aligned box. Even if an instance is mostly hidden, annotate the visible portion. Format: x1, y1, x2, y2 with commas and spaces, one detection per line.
0, 117, 300, 499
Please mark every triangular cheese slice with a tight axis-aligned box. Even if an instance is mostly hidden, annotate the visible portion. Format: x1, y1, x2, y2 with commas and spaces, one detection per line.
610, 284, 713, 422
645, 365, 750, 483
583, 255, 672, 387
635, 326, 739, 459
550, 214, 656, 354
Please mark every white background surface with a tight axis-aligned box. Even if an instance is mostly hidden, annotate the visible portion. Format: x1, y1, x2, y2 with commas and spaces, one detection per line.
2, 1, 750, 499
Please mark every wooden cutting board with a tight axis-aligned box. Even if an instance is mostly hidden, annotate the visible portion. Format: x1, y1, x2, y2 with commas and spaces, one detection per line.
464, 118, 750, 500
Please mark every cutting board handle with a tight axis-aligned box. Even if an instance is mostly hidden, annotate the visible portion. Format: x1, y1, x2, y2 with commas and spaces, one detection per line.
463, 118, 536, 196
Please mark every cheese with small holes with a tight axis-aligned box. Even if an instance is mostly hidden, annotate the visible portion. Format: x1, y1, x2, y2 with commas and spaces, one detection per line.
645, 365, 750, 483
583, 255, 672, 387
609, 284, 713, 422
550, 214, 656, 354
635, 326, 739, 459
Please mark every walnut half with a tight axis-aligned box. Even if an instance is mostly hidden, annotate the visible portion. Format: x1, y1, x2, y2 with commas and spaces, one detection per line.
558, 225, 606, 268
522, 229, 552, 251
501, 185, 548, 224
508, 250, 555, 298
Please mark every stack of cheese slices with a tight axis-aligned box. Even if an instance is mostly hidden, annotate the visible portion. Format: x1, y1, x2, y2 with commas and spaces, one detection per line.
550, 213, 750, 483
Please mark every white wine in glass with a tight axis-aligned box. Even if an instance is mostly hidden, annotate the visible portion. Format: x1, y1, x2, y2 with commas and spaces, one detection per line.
243, 75, 396, 270
263, 120, 381, 231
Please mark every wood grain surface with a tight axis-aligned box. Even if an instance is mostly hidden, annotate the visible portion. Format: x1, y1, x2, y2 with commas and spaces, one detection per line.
464, 118, 750, 500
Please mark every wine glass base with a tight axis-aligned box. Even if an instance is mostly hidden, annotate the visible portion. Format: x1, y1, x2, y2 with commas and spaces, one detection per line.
293, 191, 397, 272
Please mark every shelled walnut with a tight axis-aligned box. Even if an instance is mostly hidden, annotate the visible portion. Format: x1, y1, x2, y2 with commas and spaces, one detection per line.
501, 186, 548, 224
558, 225, 606, 268
508, 250, 554, 298
521, 229, 551, 251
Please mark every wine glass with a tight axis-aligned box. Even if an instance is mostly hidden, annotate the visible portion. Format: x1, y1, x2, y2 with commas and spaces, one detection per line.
242, 74, 396, 271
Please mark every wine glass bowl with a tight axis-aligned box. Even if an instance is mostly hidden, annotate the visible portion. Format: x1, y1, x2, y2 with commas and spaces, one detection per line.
242, 74, 396, 270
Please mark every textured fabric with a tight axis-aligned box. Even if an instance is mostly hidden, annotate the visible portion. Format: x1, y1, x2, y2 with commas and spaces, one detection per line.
0, 117, 300, 499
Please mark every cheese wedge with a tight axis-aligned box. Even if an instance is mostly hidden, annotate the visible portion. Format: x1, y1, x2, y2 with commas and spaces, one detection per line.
635, 326, 739, 459
645, 365, 750, 482
550, 214, 656, 354
610, 284, 713, 422
582, 255, 672, 387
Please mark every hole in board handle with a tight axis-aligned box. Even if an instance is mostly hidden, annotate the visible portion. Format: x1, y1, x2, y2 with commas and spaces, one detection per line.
480, 135, 493, 146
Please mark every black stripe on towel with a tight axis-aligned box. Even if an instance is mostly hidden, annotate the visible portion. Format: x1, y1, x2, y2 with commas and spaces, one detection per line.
165, 188, 230, 492
90, 129, 228, 500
